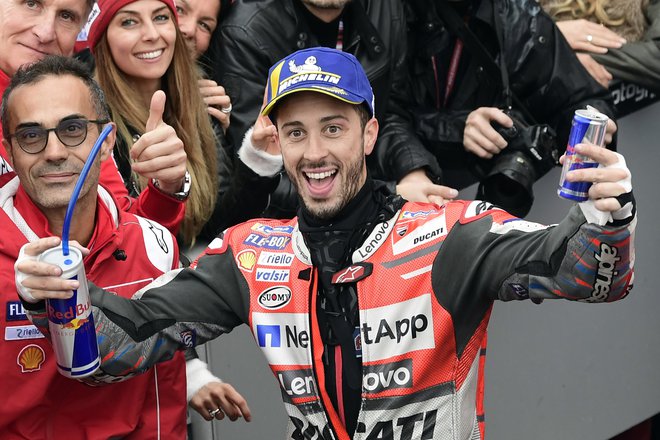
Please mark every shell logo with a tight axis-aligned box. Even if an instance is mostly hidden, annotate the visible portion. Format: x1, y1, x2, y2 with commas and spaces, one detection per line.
17, 344, 45, 373
236, 249, 257, 272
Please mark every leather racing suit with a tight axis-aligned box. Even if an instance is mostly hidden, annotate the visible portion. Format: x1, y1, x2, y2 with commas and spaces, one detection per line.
23, 189, 635, 440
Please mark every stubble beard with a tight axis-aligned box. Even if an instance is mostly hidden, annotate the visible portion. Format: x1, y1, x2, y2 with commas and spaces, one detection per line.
29, 161, 98, 210
289, 144, 365, 222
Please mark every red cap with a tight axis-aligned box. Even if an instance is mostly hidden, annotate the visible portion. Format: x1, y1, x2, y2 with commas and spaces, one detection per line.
87, 0, 178, 52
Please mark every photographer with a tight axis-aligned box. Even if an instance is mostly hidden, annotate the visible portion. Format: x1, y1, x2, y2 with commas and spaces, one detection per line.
406, 0, 617, 216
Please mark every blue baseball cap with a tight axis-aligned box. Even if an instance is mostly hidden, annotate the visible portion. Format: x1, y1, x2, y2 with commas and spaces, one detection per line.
261, 47, 375, 117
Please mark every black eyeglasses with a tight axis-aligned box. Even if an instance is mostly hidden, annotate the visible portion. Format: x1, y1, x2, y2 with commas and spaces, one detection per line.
7, 118, 110, 154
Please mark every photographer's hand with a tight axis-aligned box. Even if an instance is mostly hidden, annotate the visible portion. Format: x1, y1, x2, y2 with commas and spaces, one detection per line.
396, 169, 458, 206
464, 107, 513, 159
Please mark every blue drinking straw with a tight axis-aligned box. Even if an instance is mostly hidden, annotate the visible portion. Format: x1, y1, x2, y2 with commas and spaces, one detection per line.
61, 124, 114, 256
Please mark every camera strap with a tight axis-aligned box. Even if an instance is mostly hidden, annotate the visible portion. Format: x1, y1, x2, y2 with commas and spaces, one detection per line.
434, 0, 538, 124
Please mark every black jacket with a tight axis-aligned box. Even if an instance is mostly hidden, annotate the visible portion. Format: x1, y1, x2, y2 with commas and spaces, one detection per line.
406, 0, 616, 169
207, 0, 441, 184
197, 145, 279, 242
593, 0, 660, 94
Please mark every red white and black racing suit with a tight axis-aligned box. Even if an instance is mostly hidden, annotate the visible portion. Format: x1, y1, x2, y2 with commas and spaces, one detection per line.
23, 180, 635, 440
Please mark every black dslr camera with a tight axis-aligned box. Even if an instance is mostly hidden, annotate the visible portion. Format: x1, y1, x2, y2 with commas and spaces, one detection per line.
475, 110, 559, 217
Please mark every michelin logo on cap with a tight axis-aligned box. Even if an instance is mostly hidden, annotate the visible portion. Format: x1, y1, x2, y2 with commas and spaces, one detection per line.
289, 56, 322, 73
262, 47, 375, 116
280, 56, 342, 94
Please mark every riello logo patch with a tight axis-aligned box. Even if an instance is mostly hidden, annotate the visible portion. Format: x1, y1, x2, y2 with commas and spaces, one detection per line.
258, 286, 292, 309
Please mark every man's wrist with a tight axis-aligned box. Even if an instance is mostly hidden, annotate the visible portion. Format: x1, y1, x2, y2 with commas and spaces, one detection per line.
152, 170, 191, 201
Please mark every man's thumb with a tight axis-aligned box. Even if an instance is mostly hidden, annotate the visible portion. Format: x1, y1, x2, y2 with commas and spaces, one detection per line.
146, 90, 166, 132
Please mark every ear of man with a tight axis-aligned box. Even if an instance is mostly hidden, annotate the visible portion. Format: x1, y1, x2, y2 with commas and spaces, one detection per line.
98, 122, 117, 162
2, 139, 13, 166
363, 117, 379, 156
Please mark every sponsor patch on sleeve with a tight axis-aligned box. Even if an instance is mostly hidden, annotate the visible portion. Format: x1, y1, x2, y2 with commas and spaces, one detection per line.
6, 301, 27, 322
17, 344, 45, 373
258, 286, 292, 309
5, 325, 45, 341
243, 233, 291, 250
236, 249, 257, 272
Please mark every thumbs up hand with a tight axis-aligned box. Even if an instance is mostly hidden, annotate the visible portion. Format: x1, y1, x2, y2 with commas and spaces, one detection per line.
131, 90, 187, 195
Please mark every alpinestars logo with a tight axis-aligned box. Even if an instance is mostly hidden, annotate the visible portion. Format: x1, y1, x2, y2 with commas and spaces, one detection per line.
147, 220, 168, 252
180, 330, 196, 348
583, 243, 620, 303
331, 263, 372, 284
0, 156, 12, 175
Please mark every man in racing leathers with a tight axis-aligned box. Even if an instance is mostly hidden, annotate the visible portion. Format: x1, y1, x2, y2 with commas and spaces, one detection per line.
16, 48, 636, 440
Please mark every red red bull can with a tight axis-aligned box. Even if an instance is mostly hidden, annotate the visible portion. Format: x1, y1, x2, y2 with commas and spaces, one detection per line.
38, 245, 99, 378
558, 108, 609, 202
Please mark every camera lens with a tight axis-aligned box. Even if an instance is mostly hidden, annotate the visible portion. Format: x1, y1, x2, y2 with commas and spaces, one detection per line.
477, 152, 537, 217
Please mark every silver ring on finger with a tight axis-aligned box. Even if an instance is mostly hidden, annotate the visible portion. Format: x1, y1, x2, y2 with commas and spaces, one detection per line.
586, 34, 593, 42
208, 408, 221, 418
220, 103, 232, 114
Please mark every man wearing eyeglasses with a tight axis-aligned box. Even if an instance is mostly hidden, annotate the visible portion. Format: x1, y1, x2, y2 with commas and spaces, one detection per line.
0, 0, 188, 235
0, 55, 252, 438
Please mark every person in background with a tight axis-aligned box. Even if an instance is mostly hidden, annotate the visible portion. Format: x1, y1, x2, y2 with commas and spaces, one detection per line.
0, 54, 249, 438
0, 0, 186, 233
174, 0, 281, 241
0, 0, 97, 170
207, 0, 457, 218
16, 47, 636, 440
87, 0, 279, 244
540, 0, 660, 92
405, 0, 617, 217
174, 0, 273, 413
87, 0, 215, 245
177, 0, 232, 132
94, 0, 261, 419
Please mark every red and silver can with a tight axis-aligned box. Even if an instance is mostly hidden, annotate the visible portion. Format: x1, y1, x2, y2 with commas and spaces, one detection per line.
39, 245, 100, 378
557, 108, 609, 202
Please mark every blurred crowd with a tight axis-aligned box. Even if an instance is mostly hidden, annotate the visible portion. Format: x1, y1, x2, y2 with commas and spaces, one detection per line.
71, 0, 657, 229
4, 0, 655, 241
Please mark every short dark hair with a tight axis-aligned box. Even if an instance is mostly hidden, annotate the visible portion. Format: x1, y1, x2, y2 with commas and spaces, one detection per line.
1, 55, 110, 137
354, 103, 371, 130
